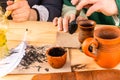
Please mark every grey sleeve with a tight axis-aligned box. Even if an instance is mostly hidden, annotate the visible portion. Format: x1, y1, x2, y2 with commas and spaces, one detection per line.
32, 5, 49, 21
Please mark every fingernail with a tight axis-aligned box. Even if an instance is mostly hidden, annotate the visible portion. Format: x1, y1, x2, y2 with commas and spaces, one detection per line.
64, 29, 68, 32
71, 0, 75, 5
58, 28, 62, 31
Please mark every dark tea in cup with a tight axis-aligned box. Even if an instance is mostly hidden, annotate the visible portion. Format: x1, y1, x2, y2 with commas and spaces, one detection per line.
46, 47, 67, 68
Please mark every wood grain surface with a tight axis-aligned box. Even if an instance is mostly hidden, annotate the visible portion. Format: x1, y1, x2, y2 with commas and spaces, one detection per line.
32, 70, 120, 80
0, 21, 120, 80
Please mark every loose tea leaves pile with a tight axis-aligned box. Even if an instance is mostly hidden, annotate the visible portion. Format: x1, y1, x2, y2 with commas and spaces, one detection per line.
19, 45, 49, 69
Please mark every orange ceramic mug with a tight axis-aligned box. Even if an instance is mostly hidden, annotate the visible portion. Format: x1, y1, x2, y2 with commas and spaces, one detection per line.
82, 26, 120, 68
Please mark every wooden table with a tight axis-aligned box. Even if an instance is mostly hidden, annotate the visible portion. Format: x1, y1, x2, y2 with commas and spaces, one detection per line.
0, 21, 120, 80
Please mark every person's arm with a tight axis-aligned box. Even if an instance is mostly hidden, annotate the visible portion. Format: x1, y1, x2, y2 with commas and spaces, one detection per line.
62, 4, 87, 18
32, 0, 63, 21
62, 4, 76, 17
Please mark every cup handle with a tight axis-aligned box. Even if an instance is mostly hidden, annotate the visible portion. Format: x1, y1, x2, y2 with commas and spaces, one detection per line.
82, 38, 98, 59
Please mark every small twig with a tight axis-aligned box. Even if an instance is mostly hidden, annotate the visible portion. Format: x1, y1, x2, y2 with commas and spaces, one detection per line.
75, 10, 81, 19
23, 29, 28, 42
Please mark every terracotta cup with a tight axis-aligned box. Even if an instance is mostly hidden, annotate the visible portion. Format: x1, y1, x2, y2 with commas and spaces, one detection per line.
46, 47, 67, 68
82, 26, 120, 68
78, 20, 96, 43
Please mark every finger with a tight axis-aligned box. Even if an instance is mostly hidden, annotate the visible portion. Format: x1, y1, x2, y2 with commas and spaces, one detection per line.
76, 0, 97, 10
76, 0, 89, 10
12, 14, 28, 22
12, 11, 29, 21
6, 0, 27, 10
69, 14, 75, 22
7, 1, 14, 5
71, 0, 79, 5
12, 12, 27, 19
77, 16, 88, 21
13, 18, 26, 22
52, 17, 58, 26
13, 18, 27, 22
12, 6, 30, 16
6, 3, 20, 11
84, 4, 93, 8
57, 17, 63, 31
86, 3, 100, 16
63, 16, 70, 32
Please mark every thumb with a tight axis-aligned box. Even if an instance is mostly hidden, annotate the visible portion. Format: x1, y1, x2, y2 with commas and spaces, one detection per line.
52, 17, 58, 26
86, 3, 101, 16
71, 0, 79, 5
7, 1, 14, 5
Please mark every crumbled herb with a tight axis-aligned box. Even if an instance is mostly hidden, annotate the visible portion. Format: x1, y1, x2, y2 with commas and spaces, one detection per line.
71, 64, 86, 71
45, 68, 49, 72
36, 66, 42, 72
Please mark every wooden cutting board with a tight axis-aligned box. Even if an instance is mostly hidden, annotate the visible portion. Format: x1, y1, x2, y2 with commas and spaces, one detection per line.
56, 25, 118, 48
7, 23, 120, 73
56, 31, 81, 48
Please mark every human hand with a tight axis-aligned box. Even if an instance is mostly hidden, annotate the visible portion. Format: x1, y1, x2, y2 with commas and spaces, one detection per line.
6, 0, 30, 22
53, 14, 75, 32
71, 0, 118, 16
53, 14, 86, 32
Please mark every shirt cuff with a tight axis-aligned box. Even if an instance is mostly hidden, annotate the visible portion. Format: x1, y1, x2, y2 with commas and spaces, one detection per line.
115, 0, 120, 26
112, 15, 120, 26
32, 5, 49, 21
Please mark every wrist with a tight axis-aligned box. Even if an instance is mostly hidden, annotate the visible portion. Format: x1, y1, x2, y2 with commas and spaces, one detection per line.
28, 9, 38, 21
